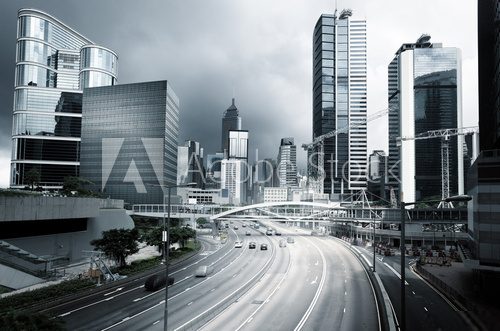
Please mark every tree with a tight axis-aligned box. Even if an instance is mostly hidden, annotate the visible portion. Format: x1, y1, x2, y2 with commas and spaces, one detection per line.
170, 226, 196, 248
91, 228, 139, 267
142, 226, 163, 253
24, 168, 40, 190
196, 218, 208, 227
62, 176, 95, 196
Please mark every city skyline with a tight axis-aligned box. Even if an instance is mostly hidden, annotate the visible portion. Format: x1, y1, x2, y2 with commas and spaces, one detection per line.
0, 0, 478, 188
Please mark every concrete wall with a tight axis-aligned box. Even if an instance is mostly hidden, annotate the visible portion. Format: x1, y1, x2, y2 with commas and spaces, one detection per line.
5, 208, 134, 263
0, 196, 101, 222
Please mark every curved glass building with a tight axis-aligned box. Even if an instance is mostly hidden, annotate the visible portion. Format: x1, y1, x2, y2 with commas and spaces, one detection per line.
11, 8, 118, 188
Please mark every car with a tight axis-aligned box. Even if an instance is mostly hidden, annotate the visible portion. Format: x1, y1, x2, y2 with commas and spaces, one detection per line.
279, 239, 287, 247
225, 224, 229, 228
249, 242, 256, 249
195, 265, 213, 277
275, 231, 282, 236
234, 241, 243, 248
260, 243, 268, 250
266, 230, 273, 236
286, 237, 295, 244
145, 274, 174, 291
245, 231, 251, 236
242, 223, 246, 227
234, 225, 239, 230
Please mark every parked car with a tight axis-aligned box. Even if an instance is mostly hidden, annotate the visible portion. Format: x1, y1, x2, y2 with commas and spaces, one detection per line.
249, 242, 256, 249
145, 274, 174, 291
260, 243, 268, 250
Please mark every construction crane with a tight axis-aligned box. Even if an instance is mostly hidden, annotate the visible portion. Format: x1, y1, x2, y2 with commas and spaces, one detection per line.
302, 107, 392, 193
396, 126, 479, 208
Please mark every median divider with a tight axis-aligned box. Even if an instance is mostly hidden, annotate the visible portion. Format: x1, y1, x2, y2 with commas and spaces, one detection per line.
332, 237, 397, 331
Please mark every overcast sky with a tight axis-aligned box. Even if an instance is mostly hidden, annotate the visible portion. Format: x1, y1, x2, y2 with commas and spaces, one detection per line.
0, 0, 478, 188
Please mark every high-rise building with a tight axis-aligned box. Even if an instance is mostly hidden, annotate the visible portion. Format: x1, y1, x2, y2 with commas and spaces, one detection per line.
205, 152, 224, 189
312, 10, 367, 195
220, 159, 248, 205
465, 0, 500, 272
221, 98, 242, 156
228, 130, 248, 160
277, 138, 297, 187
80, 81, 179, 204
10, 8, 117, 188
184, 140, 205, 188
388, 36, 463, 203
478, 0, 500, 150
367, 150, 387, 200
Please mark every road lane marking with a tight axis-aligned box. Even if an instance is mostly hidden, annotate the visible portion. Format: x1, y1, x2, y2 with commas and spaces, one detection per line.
424, 307, 428, 312
58, 285, 144, 317
383, 262, 409, 285
294, 238, 327, 331
100, 300, 165, 331
187, 301, 193, 306
153, 320, 160, 325
360, 253, 373, 267
103, 287, 123, 296
311, 276, 318, 285
412, 291, 416, 295
343, 308, 346, 313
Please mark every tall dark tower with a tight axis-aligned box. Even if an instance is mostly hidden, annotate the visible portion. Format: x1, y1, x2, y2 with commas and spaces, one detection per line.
221, 98, 242, 155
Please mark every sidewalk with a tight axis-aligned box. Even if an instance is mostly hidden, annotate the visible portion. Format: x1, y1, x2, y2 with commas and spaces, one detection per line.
417, 261, 500, 330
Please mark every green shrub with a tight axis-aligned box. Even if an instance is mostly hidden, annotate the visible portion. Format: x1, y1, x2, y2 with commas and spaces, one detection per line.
0, 311, 64, 330
0, 278, 94, 313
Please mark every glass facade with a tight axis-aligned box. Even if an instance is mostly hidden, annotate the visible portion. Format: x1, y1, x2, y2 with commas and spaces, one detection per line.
221, 98, 242, 154
312, 12, 367, 194
80, 81, 179, 205
387, 41, 463, 201
11, 9, 117, 188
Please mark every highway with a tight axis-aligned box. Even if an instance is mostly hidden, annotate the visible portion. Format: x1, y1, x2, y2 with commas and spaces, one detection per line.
49, 220, 380, 330
351, 243, 470, 331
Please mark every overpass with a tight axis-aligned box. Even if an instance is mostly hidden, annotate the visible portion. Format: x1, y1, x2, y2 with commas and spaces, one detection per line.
131, 202, 467, 225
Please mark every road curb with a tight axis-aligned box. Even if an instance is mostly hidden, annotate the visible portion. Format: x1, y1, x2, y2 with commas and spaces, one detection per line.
333, 237, 397, 331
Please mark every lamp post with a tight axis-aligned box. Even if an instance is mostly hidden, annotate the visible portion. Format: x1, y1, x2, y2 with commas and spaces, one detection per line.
373, 217, 376, 272
399, 194, 471, 331
148, 182, 196, 331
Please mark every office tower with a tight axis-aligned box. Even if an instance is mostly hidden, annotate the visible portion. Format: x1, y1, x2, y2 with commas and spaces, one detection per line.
277, 138, 298, 187
80, 81, 178, 204
466, 0, 500, 270
478, 0, 500, 150
10, 8, 117, 188
184, 140, 205, 188
367, 150, 387, 200
388, 36, 463, 203
220, 159, 248, 205
221, 98, 242, 155
177, 146, 189, 185
205, 152, 224, 189
228, 130, 249, 160
312, 10, 367, 195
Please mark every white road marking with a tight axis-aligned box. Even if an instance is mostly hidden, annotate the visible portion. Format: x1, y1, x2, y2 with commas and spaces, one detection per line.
153, 320, 160, 325
187, 301, 193, 306
412, 291, 416, 295
311, 276, 318, 285
58, 285, 144, 317
360, 254, 373, 267
100, 300, 165, 331
383, 262, 409, 285
424, 307, 428, 312
343, 308, 346, 313
103, 287, 123, 296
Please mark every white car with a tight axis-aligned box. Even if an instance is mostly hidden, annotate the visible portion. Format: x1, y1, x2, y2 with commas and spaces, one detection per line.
234, 241, 243, 248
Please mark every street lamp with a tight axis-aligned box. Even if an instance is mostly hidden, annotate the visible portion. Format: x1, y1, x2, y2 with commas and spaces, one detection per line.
399, 194, 471, 331
148, 182, 196, 331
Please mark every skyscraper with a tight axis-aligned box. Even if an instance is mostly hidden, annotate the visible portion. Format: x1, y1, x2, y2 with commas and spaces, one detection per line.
10, 8, 117, 188
277, 138, 297, 187
228, 130, 248, 160
312, 10, 367, 195
221, 98, 242, 155
388, 36, 463, 202
80, 81, 179, 204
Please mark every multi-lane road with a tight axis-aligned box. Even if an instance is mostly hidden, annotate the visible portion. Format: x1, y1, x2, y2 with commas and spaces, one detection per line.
46, 219, 468, 330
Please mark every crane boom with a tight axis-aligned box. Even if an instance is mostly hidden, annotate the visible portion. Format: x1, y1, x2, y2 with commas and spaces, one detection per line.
397, 126, 478, 142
